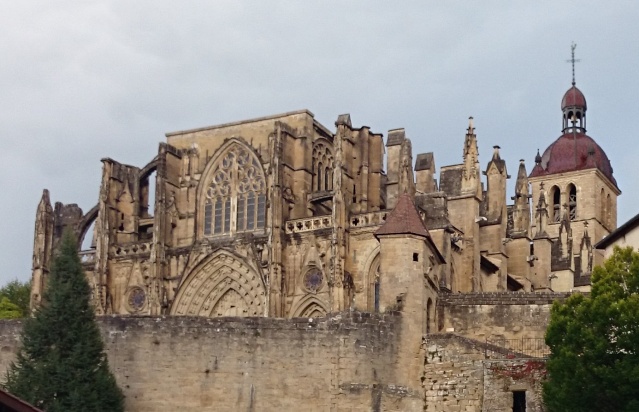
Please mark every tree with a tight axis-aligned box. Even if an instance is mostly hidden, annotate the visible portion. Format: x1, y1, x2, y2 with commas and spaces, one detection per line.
0, 297, 22, 319
3, 231, 124, 412
544, 246, 639, 412
0, 279, 31, 317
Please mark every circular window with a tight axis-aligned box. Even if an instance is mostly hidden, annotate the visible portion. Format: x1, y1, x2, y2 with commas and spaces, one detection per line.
304, 268, 324, 293
127, 287, 146, 312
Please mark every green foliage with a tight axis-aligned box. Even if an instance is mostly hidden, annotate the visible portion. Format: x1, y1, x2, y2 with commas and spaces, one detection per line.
544, 246, 639, 412
4, 231, 124, 412
0, 279, 31, 317
0, 297, 22, 319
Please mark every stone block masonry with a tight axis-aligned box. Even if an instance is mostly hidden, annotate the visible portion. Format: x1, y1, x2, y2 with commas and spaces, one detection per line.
439, 292, 573, 341
423, 334, 546, 412
0, 313, 427, 412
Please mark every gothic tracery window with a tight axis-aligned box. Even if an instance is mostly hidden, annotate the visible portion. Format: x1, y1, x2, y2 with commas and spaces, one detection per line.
312, 141, 334, 192
203, 144, 266, 236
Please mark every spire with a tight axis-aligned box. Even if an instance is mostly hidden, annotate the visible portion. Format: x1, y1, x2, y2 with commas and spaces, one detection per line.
510, 160, 531, 235
462, 117, 481, 196
486, 145, 506, 174
37, 189, 52, 213
514, 160, 530, 198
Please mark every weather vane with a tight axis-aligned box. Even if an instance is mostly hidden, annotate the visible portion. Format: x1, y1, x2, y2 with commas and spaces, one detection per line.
567, 42, 580, 86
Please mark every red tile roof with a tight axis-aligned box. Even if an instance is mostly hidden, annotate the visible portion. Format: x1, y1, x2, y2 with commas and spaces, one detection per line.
529, 132, 617, 187
375, 193, 430, 238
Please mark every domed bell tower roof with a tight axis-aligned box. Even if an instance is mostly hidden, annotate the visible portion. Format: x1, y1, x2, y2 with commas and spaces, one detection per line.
561, 86, 587, 111
529, 44, 617, 190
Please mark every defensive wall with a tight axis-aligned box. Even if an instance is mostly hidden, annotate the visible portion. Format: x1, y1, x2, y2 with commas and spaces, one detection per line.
0, 303, 557, 411
0, 312, 426, 412
439, 292, 572, 341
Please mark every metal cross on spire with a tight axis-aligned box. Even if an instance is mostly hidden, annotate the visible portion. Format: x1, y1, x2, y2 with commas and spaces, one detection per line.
567, 42, 580, 86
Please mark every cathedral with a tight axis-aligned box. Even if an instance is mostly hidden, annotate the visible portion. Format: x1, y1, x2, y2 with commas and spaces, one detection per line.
30, 79, 619, 325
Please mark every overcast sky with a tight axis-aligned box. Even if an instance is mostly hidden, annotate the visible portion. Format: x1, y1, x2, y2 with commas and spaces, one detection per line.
1, 1, 638, 286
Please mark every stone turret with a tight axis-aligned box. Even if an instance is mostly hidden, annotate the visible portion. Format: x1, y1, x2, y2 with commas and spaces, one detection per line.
415, 152, 436, 193
386, 129, 414, 209
375, 193, 443, 387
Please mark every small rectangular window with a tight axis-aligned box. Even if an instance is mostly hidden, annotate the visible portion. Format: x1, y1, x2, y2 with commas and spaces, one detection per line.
513, 390, 526, 412
413, 253, 419, 262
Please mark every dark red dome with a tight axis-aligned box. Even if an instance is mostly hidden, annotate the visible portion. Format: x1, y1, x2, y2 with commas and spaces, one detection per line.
529, 132, 617, 187
561, 86, 587, 110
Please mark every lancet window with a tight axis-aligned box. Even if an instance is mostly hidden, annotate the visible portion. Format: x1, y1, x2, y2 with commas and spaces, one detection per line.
312, 141, 334, 192
203, 145, 266, 236
606, 194, 612, 227
551, 186, 561, 223
568, 184, 577, 221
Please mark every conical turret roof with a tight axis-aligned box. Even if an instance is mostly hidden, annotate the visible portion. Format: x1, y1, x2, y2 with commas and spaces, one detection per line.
375, 193, 430, 238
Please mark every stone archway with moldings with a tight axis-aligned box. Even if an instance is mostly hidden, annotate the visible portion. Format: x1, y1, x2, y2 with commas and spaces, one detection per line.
170, 250, 266, 317
290, 294, 329, 318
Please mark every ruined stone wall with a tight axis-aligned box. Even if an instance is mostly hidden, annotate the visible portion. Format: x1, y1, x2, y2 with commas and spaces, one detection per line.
0, 313, 426, 412
423, 334, 546, 412
438, 292, 571, 340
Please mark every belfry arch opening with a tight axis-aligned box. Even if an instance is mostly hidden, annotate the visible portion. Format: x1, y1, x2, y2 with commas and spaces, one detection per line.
567, 184, 577, 221
551, 186, 561, 223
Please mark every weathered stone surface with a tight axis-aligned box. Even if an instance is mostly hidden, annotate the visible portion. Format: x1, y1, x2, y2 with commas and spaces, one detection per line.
25, 81, 620, 411
0, 314, 432, 412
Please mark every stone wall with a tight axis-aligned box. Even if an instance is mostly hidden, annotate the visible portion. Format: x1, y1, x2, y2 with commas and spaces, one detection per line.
0, 313, 427, 412
438, 292, 571, 340
423, 334, 546, 412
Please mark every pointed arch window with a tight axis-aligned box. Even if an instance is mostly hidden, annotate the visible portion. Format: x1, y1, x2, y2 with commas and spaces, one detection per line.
600, 188, 606, 222
203, 145, 266, 236
312, 141, 334, 192
606, 194, 612, 227
551, 186, 561, 223
568, 184, 577, 221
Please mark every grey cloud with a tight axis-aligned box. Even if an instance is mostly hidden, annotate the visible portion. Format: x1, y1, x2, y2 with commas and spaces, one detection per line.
1, 1, 638, 285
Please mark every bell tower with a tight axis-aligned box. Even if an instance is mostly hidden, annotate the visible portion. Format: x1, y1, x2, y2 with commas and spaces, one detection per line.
528, 44, 620, 291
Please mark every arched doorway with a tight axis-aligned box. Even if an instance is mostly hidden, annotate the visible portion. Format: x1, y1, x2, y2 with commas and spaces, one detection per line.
170, 250, 266, 317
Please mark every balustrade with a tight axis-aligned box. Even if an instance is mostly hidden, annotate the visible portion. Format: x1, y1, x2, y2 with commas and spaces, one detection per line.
285, 216, 332, 234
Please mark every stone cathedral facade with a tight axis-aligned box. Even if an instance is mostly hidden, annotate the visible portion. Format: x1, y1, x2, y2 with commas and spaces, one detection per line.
31, 81, 618, 323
